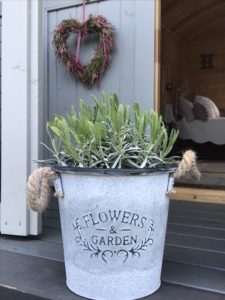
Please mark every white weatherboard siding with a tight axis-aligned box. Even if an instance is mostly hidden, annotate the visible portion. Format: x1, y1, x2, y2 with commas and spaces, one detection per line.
1, 0, 41, 235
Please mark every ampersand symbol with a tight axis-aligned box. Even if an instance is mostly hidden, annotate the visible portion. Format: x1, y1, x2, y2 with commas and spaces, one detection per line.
110, 226, 117, 234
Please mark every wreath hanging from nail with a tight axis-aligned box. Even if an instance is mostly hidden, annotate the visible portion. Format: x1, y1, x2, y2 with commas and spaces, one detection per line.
52, 14, 114, 88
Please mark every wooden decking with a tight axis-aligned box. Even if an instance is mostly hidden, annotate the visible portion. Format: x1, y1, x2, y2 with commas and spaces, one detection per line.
1, 199, 225, 299
42, 199, 225, 294
175, 161, 225, 190
171, 187, 225, 204
1, 249, 225, 300
172, 161, 225, 204
164, 200, 225, 292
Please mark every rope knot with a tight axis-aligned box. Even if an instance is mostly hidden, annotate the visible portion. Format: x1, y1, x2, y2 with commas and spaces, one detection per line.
27, 167, 62, 213
173, 150, 200, 180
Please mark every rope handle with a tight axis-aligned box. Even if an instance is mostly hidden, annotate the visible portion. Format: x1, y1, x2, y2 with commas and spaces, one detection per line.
27, 150, 200, 213
173, 150, 200, 180
27, 167, 64, 213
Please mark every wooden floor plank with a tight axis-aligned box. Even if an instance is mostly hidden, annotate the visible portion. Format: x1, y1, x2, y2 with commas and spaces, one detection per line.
167, 224, 225, 240
0, 287, 47, 300
44, 209, 60, 219
43, 217, 61, 230
175, 173, 225, 190
174, 161, 225, 190
1, 249, 225, 300
0, 235, 64, 262
47, 197, 59, 209
164, 246, 225, 271
197, 161, 225, 173
40, 228, 62, 244
169, 212, 225, 224
38, 198, 225, 295
170, 200, 225, 213
166, 232, 225, 253
169, 208, 225, 220
170, 187, 225, 204
168, 215, 225, 230
162, 261, 225, 294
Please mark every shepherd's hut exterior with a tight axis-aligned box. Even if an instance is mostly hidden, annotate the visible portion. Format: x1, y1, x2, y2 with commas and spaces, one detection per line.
0, 1, 225, 299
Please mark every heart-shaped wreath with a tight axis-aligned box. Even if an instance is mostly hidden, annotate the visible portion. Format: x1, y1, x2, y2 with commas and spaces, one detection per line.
53, 15, 114, 88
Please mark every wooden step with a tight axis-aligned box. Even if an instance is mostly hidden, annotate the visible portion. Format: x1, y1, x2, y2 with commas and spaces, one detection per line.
162, 261, 225, 294
170, 187, 225, 204
1, 249, 225, 299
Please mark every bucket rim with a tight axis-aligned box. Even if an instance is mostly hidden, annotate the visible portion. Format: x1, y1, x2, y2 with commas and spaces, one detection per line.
52, 165, 176, 175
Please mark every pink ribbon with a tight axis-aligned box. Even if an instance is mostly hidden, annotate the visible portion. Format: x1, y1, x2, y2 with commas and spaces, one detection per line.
82, 0, 86, 23
75, 0, 86, 63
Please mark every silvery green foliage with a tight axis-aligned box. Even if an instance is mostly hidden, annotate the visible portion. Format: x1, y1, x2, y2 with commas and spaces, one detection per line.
43, 93, 179, 169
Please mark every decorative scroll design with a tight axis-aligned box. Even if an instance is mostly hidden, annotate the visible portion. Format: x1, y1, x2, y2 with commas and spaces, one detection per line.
72, 218, 156, 263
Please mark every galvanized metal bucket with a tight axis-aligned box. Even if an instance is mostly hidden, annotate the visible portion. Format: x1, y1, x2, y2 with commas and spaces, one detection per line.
54, 168, 174, 300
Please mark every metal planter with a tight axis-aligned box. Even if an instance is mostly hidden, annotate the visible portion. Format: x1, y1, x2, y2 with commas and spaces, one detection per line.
54, 169, 174, 300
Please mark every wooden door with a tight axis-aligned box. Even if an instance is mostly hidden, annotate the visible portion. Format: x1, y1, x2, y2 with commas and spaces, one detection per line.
41, 0, 157, 233
44, 0, 155, 129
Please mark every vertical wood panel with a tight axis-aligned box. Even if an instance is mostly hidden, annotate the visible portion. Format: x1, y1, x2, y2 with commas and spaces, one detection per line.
184, 37, 225, 110
76, 1, 99, 107
97, 0, 120, 97
45, 0, 155, 128
161, 27, 182, 114
48, 12, 57, 122
1, 0, 42, 235
120, 0, 135, 105
134, 0, 155, 110
43, 0, 156, 232
55, 8, 77, 117
154, 0, 161, 112
29, 0, 42, 235
1, 0, 29, 235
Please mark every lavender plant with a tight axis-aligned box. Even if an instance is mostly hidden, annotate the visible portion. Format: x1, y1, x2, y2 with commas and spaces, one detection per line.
42, 93, 179, 169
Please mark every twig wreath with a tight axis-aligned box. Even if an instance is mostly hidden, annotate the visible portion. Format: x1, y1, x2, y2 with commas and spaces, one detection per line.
52, 15, 114, 87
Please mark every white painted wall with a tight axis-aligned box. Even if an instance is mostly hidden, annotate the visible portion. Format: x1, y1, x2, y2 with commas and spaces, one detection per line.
1, 0, 42, 235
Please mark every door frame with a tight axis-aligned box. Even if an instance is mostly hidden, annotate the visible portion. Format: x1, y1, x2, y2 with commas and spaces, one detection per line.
158, 0, 225, 203
0, 0, 42, 235
154, 0, 161, 113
